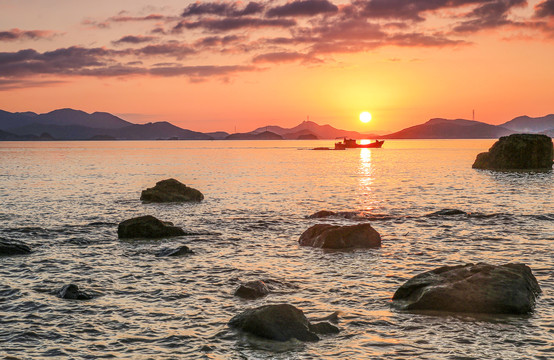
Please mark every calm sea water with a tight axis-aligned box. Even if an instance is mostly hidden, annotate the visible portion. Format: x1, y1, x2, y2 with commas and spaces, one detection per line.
0, 139, 552, 359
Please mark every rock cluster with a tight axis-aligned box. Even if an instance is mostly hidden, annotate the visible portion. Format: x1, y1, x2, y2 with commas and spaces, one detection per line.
299, 223, 381, 249
392, 263, 541, 314
117, 215, 185, 239
472, 134, 553, 170
156, 245, 194, 257
228, 304, 339, 342
140, 178, 204, 202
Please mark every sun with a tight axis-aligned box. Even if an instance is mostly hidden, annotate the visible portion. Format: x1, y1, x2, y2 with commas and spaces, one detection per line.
360, 111, 372, 123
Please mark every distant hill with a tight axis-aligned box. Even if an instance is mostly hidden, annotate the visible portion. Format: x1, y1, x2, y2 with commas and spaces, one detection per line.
205, 131, 229, 140
0, 108, 212, 140
0, 129, 55, 141
225, 131, 283, 140
500, 114, 554, 133
251, 121, 378, 139
381, 118, 513, 139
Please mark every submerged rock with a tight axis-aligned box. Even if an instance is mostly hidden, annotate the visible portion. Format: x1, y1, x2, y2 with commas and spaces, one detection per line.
472, 134, 553, 170
426, 209, 467, 217
156, 245, 194, 257
307, 210, 364, 219
228, 304, 339, 342
0, 239, 32, 256
58, 284, 93, 300
234, 280, 270, 299
299, 223, 381, 249
392, 263, 541, 314
140, 178, 204, 202
117, 215, 185, 239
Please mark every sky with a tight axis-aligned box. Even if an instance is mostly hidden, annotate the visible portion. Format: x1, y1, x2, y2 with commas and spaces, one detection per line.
1, 0, 554, 134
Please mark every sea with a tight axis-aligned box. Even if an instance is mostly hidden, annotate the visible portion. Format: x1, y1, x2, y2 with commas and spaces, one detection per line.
0, 139, 552, 359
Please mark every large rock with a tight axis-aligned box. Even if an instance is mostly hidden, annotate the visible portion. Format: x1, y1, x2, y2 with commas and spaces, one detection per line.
141, 178, 204, 203
118, 215, 185, 239
299, 223, 381, 249
234, 280, 270, 299
57, 284, 93, 300
228, 304, 339, 342
472, 134, 553, 170
392, 263, 541, 314
0, 239, 32, 256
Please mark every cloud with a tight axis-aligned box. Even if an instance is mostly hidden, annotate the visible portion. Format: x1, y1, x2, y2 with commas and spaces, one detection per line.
0, 78, 66, 90
173, 17, 296, 32
0, 28, 59, 41
181, 2, 265, 17
252, 51, 312, 63
535, 0, 554, 17
453, 0, 527, 33
266, 0, 339, 17
112, 35, 157, 45
109, 14, 167, 22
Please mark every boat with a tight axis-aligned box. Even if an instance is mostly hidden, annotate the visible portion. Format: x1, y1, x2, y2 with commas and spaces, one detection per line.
334, 138, 384, 149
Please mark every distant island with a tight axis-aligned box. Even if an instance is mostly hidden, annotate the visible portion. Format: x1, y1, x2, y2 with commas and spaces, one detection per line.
1, 108, 553, 141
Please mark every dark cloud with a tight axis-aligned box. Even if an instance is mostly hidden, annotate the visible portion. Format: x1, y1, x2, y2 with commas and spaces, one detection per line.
453, 0, 527, 33
181, 2, 264, 17
112, 35, 157, 45
266, 0, 339, 17
194, 35, 243, 48
173, 17, 296, 32
388, 32, 468, 46
0, 78, 65, 90
353, 0, 487, 22
135, 43, 196, 59
110, 14, 167, 22
535, 0, 554, 17
0, 28, 58, 41
149, 65, 256, 77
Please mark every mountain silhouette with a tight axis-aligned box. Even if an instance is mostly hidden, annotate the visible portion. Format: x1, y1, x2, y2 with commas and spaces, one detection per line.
500, 114, 554, 133
381, 118, 513, 139
251, 120, 378, 139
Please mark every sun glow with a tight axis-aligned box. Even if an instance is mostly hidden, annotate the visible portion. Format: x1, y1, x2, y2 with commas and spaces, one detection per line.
360, 111, 372, 123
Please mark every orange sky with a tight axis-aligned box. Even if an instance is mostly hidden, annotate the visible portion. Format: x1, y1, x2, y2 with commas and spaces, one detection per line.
1, 0, 554, 133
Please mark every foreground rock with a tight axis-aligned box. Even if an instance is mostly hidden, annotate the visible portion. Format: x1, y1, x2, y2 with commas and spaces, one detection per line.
58, 284, 93, 300
156, 245, 194, 257
234, 280, 270, 299
118, 215, 185, 239
0, 239, 32, 256
472, 134, 553, 170
228, 304, 339, 342
392, 263, 541, 314
299, 223, 381, 249
307, 210, 365, 219
141, 178, 204, 202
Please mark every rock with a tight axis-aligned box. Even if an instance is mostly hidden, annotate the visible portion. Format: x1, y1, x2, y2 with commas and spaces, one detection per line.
58, 284, 93, 300
426, 209, 467, 217
234, 280, 270, 299
156, 245, 194, 257
472, 134, 553, 170
117, 215, 185, 239
307, 210, 364, 219
140, 178, 204, 203
299, 223, 381, 249
392, 263, 541, 314
228, 304, 339, 342
0, 239, 32, 256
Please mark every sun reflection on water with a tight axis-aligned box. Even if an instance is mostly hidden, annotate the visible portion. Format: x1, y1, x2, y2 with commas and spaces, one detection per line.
357, 148, 377, 210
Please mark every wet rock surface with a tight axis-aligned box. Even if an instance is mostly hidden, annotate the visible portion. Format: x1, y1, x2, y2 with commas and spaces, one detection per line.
156, 245, 194, 257
472, 134, 553, 170
57, 284, 93, 300
0, 239, 32, 256
117, 215, 185, 239
140, 178, 204, 202
299, 223, 381, 249
228, 304, 339, 342
234, 280, 270, 299
392, 263, 541, 314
